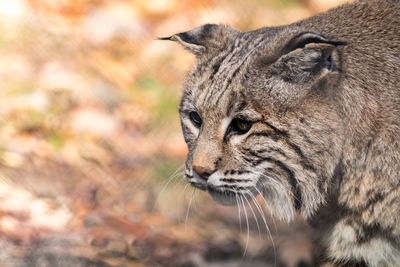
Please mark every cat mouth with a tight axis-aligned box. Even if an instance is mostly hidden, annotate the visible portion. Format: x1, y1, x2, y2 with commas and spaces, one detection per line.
190, 181, 257, 206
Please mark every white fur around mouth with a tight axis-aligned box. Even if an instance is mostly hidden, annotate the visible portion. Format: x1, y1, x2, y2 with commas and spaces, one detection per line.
187, 172, 207, 190
186, 173, 259, 206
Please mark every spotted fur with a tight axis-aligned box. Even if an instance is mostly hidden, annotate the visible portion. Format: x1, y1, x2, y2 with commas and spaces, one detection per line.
164, 0, 400, 265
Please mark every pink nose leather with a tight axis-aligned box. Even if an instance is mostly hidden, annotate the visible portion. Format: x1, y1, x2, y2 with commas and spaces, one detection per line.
192, 165, 213, 180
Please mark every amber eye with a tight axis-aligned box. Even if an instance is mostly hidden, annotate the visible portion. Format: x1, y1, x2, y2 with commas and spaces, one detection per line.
230, 118, 252, 135
189, 111, 202, 128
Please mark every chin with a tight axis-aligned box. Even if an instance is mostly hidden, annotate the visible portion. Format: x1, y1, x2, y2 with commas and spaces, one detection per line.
208, 188, 237, 206
207, 186, 258, 206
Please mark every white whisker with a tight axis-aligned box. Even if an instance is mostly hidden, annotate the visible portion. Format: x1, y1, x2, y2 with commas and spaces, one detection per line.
253, 186, 278, 234
248, 188, 277, 266
153, 165, 185, 209
242, 191, 261, 240
239, 194, 250, 258
235, 150, 297, 199
235, 191, 242, 234
185, 188, 196, 227
180, 182, 190, 208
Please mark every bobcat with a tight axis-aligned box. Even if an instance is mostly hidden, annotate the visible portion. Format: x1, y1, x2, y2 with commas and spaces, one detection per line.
162, 0, 400, 266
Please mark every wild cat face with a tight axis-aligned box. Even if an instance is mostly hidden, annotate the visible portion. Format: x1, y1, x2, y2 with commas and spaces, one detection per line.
165, 24, 345, 220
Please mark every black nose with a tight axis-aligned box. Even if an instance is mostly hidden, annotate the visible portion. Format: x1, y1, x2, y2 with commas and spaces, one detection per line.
192, 165, 213, 181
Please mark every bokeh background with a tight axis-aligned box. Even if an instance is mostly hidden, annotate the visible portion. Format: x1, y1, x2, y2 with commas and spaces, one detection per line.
0, 0, 350, 266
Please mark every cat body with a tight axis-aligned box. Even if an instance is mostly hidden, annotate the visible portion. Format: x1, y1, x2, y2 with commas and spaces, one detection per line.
164, 0, 400, 265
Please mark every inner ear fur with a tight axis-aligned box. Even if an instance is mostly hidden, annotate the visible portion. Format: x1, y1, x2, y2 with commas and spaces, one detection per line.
274, 32, 346, 76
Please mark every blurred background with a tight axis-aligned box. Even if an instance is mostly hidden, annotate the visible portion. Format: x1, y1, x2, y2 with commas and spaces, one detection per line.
0, 0, 350, 266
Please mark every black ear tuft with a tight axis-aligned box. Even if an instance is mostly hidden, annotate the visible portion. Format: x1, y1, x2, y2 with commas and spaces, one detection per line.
159, 24, 237, 57
158, 28, 207, 55
158, 30, 203, 45
158, 36, 173, 41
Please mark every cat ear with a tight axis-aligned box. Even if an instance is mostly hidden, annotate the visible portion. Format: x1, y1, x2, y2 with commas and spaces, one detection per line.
274, 32, 346, 80
284, 32, 346, 54
160, 24, 236, 57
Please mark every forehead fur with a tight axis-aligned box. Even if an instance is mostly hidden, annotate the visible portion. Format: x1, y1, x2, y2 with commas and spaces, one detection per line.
180, 25, 313, 116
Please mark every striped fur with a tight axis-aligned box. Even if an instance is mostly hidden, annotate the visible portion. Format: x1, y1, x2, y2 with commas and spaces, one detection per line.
166, 0, 400, 265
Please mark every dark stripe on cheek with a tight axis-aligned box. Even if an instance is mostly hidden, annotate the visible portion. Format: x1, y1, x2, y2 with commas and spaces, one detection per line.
286, 141, 317, 172
220, 178, 252, 183
246, 130, 317, 174
262, 122, 317, 173
269, 147, 287, 157
220, 185, 249, 191
287, 141, 305, 160
256, 147, 287, 158
244, 150, 302, 211
274, 160, 302, 211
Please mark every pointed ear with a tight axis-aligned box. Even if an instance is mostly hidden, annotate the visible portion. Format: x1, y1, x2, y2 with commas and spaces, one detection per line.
283, 32, 346, 54
159, 24, 237, 57
273, 32, 347, 82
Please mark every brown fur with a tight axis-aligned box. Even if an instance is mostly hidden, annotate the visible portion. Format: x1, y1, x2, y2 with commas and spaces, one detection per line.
163, 0, 400, 265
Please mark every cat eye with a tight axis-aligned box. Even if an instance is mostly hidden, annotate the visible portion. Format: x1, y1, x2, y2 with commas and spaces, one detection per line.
189, 111, 202, 128
229, 118, 252, 135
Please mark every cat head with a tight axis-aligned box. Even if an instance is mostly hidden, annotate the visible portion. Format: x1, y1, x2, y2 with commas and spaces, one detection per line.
164, 24, 346, 220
